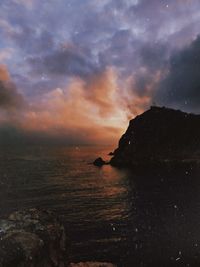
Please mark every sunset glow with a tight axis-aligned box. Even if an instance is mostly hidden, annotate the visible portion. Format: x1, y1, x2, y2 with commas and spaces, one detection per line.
1, 0, 200, 144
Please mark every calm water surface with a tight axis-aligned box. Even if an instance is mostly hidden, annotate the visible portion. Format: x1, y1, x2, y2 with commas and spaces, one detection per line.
1, 145, 200, 266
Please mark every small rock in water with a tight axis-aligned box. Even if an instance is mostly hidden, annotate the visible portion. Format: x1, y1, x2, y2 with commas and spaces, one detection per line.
93, 157, 106, 166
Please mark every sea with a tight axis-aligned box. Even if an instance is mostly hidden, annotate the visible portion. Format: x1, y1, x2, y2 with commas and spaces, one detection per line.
1, 145, 200, 266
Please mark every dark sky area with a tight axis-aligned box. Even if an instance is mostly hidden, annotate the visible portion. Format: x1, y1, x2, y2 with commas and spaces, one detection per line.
0, 0, 200, 144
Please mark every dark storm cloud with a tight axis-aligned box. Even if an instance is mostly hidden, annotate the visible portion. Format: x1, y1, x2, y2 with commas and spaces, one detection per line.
0, 124, 29, 145
28, 46, 101, 78
1, 0, 200, 144
98, 29, 139, 75
0, 124, 89, 146
0, 65, 25, 110
154, 36, 200, 111
139, 43, 168, 72
128, 42, 169, 97
0, 80, 24, 109
11, 27, 54, 54
2, 0, 200, 94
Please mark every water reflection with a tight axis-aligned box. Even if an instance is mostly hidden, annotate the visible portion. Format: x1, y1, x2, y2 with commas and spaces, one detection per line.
1, 146, 200, 266
120, 168, 200, 266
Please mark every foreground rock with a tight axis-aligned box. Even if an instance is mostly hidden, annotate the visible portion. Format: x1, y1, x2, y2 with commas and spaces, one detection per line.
111, 106, 200, 168
69, 262, 116, 267
0, 209, 68, 267
0, 209, 116, 267
93, 157, 106, 166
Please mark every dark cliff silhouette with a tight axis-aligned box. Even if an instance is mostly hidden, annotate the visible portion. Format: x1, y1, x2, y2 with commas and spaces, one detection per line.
110, 106, 200, 168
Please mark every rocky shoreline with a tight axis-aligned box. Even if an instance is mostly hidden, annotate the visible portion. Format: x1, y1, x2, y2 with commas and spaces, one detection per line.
0, 209, 116, 267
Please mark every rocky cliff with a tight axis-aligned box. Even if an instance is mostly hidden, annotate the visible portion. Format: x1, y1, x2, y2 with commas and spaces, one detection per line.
110, 106, 200, 167
0, 209, 116, 267
0, 209, 68, 267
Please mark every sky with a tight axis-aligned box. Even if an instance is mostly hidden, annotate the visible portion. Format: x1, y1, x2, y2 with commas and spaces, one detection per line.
1, 0, 200, 145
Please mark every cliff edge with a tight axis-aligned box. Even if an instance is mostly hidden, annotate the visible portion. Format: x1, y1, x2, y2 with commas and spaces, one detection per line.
110, 106, 200, 168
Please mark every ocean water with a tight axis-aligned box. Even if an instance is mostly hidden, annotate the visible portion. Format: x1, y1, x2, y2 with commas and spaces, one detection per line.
1, 145, 200, 266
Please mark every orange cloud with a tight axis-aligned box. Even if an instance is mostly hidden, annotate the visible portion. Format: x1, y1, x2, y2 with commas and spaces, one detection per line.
20, 68, 128, 144
0, 64, 10, 81
0, 66, 158, 144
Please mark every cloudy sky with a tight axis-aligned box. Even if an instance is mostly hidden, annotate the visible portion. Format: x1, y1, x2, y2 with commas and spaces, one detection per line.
1, 0, 200, 144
